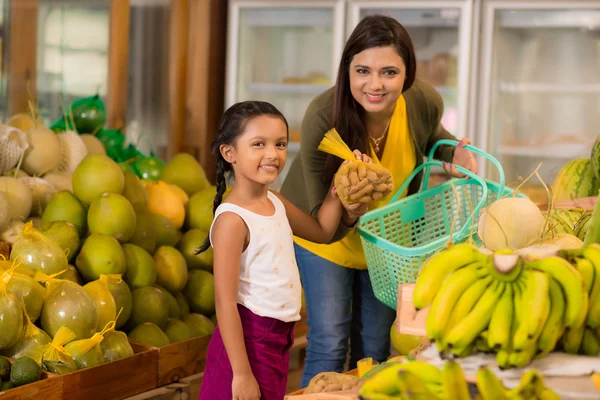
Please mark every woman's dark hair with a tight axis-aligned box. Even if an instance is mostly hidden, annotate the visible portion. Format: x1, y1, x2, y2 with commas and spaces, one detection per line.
195, 100, 288, 254
324, 15, 417, 183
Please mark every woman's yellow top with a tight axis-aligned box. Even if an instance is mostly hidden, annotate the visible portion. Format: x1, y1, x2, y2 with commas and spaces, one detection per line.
293, 95, 416, 270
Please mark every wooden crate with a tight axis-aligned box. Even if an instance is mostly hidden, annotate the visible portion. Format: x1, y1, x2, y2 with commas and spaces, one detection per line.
0, 358, 62, 400
285, 369, 359, 397
144, 334, 211, 386
59, 340, 159, 400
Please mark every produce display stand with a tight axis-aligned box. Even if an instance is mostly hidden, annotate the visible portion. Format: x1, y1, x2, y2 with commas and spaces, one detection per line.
0, 358, 62, 400
285, 369, 359, 398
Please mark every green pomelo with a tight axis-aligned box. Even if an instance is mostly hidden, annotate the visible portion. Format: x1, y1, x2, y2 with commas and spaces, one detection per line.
174, 292, 190, 319
177, 229, 213, 271
183, 313, 215, 338
41, 191, 87, 236
185, 187, 215, 231
0, 292, 24, 350
59, 265, 83, 285
64, 340, 105, 370
154, 246, 188, 293
107, 279, 133, 329
75, 234, 126, 283
153, 285, 180, 320
150, 213, 181, 248
40, 221, 81, 262
101, 330, 134, 362
128, 322, 170, 347
160, 153, 209, 196
164, 318, 192, 343
210, 314, 217, 326
5, 274, 45, 323
122, 171, 148, 213
41, 280, 98, 340
72, 154, 124, 205
123, 243, 157, 289
128, 212, 157, 254
128, 287, 169, 330
88, 193, 137, 243
183, 270, 215, 316
551, 158, 598, 201
84, 278, 117, 331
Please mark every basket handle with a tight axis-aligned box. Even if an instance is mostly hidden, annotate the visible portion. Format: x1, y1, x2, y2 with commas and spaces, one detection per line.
389, 160, 489, 241
423, 139, 506, 200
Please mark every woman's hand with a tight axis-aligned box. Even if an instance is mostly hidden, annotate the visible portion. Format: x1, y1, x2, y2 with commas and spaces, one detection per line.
232, 372, 261, 400
444, 137, 478, 178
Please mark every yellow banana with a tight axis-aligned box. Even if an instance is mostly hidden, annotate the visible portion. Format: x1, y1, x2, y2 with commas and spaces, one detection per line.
426, 262, 485, 341
537, 279, 566, 356
496, 349, 510, 370
446, 275, 493, 334
359, 394, 400, 400
444, 280, 505, 351
441, 361, 470, 400
538, 388, 561, 400
513, 270, 551, 351
396, 362, 442, 386
475, 366, 508, 400
475, 331, 492, 353
581, 328, 600, 356
508, 342, 537, 369
562, 326, 584, 354
583, 246, 600, 328
359, 363, 403, 396
396, 369, 442, 400
487, 283, 513, 350
486, 253, 524, 282
414, 243, 488, 309
575, 256, 595, 293
591, 373, 600, 391
451, 341, 474, 359
526, 256, 587, 329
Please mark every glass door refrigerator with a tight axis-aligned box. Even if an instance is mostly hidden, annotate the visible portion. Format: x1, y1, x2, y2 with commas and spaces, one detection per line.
348, 0, 475, 141
476, 1, 600, 203
225, 0, 346, 190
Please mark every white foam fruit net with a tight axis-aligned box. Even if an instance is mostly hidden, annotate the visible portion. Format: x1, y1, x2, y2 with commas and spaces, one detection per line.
0, 125, 29, 175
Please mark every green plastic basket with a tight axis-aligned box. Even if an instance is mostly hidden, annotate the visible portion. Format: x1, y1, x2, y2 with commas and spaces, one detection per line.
357, 140, 524, 310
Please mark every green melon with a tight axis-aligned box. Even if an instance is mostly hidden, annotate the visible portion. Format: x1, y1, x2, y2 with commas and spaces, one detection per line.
551, 158, 598, 201
542, 209, 584, 238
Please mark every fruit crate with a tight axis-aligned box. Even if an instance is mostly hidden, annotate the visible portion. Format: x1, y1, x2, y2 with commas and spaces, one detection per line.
0, 358, 62, 400
59, 340, 159, 400
285, 369, 359, 398
130, 334, 212, 387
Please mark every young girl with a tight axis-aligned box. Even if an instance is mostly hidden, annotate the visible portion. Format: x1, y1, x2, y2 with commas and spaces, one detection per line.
196, 101, 371, 400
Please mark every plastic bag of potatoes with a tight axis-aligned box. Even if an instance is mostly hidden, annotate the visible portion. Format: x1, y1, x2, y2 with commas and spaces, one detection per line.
318, 129, 393, 205
304, 372, 359, 394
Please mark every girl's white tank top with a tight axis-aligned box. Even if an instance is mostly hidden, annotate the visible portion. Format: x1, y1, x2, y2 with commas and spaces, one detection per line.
209, 191, 301, 322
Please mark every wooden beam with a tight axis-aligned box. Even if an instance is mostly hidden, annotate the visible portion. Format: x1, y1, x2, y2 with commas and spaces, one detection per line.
185, 0, 227, 183
168, 0, 189, 157
106, 0, 130, 130
8, 0, 38, 116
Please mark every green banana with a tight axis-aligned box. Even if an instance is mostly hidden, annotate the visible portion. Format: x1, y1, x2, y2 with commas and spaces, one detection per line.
508, 342, 537, 368
414, 243, 488, 309
476, 331, 492, 353
475, 366, 508, 400
562, 326, 584, 354
583, 246, 600, 328
441, 361, 470, 400
486, 253, 524, 282
445, 280, 505, 351
496, 349, 510, 370
359, 363, 403, 396
581, 328, 600, 356
426, 262, 485, 341
575, 256, 595, 293
446, 275, 493, 334
527, 256, 587, 329
537, 279, 566, 356
487, 283, 513, 350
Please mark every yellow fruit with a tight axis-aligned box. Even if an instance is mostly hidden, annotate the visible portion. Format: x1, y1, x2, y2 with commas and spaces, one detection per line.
145, 180, 185, 229
390, 322, 427, 355
592, 373, 600, 391
169, 184, 189, 206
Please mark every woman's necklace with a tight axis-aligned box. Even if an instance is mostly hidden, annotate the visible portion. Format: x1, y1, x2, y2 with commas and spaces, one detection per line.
368, 118, 391, 153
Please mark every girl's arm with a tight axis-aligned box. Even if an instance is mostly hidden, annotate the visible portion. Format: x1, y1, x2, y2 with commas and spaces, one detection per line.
211, 212, 260, 396
272, 186, 343, 244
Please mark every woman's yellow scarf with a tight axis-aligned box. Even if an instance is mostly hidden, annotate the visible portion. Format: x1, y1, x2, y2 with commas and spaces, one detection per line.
294, 95, 416, 270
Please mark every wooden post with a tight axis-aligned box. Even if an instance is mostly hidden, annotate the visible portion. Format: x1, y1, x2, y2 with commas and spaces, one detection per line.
8, 0, 38, 116
184, 0, 227, 183
168, 0, 189, 158
106, 0, 131, 130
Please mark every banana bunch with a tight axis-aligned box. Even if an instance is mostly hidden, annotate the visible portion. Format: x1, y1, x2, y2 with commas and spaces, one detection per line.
413, 242, 590, 368
359, 360, 470, 400
558, 243, 600, 356
476, 367, 560, 400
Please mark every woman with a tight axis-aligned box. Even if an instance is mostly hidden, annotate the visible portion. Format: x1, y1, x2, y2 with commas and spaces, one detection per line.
280, 15, 477, 387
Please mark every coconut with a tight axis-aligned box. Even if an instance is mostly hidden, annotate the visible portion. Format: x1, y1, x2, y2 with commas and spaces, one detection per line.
72, 154, 124, 205
477, 197, 545, 251
79, 134, 106, 155
22, 127, 62, 176
42, 190, 87, 236
0, 176, 33, 221
154, 246, 188, 293
87, 193, 137, 243
56, 131, 88, 175
75, 234, 126, 283
41, 171, 73, 193
19, 177, 57, 216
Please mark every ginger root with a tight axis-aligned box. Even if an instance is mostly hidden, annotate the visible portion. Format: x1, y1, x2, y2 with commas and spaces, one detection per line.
335, 161, 393, 205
